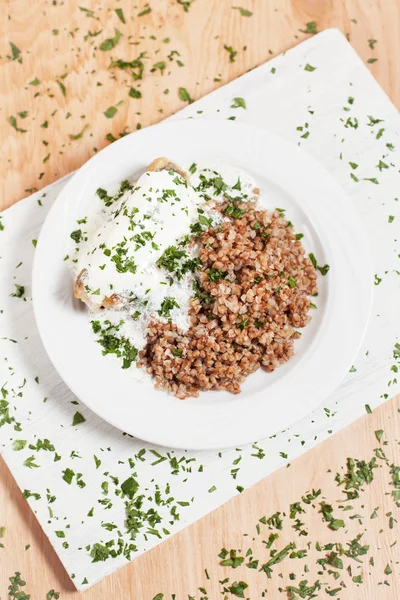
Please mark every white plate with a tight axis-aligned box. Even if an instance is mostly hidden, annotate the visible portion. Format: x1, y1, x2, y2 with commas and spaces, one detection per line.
32, 120, 372, 450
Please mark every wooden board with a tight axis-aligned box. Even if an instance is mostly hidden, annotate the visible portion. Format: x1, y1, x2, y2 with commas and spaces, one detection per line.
2, 1, 400, 598
0, 0, 399, 210
1, 397, 400, 598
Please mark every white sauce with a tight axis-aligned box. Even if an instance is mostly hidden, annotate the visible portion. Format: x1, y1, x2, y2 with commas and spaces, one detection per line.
70, 163, 258, 376
189, 163, 257, 204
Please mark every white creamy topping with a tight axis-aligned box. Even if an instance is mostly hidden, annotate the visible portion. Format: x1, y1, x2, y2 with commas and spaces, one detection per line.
71, 163, 258, 374
77, 170, 203, 310
189, 164, 257, 204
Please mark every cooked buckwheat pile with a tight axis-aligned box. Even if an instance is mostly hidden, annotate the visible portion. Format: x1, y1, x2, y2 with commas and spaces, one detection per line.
139, 201, 318, 399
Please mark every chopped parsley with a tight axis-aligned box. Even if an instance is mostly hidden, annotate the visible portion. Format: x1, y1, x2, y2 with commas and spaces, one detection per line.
96, 187, 114, 206
91, 320, 138, 368
156, 246, 187, 271
72, 411, 86, 426
90, 542, 111, 562
220, 548, 245, 568
69, 125, 89, 140
172, 348, 183, 357
100, 29, 122, 51
231, 97, 246, 109
11, 284, 25, 298
70, 229, 83, 243
158, 297, 180, 319
115, 8, 125, 23
110, 52, 146, 80
300, 21, 318, 34
225, 204, 246, 219
9, 116, 27, 133
178, 87, 193, 104
109, 241, 137, 274
238, 316, 249, 330
208, 268, 228, 282
12, 440, 27, 451
233, 7, 253, 17
24, 455, 39, 469
156, 246, 202, 279
151, 61, 166, 73
104, 105, 118, 119
224, 44, 237, 62
8, 42, 22, 63
57, 80, 67, 97
8, 572, 29, 600
129, 87, 142, 99
193, 282, 212, 306
309, 252, 330, 275
138, 4, 152, 16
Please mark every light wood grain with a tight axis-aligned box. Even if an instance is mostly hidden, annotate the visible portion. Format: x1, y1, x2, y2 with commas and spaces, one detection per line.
2, 1, 400, 597
1, 397, 400, 598
0, 0, 399, 210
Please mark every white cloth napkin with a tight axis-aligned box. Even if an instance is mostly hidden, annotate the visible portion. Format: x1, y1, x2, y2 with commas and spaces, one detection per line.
1, 29, 399, 590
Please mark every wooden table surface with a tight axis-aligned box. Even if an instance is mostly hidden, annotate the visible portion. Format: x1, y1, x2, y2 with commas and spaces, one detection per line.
1, 1, 400, 598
